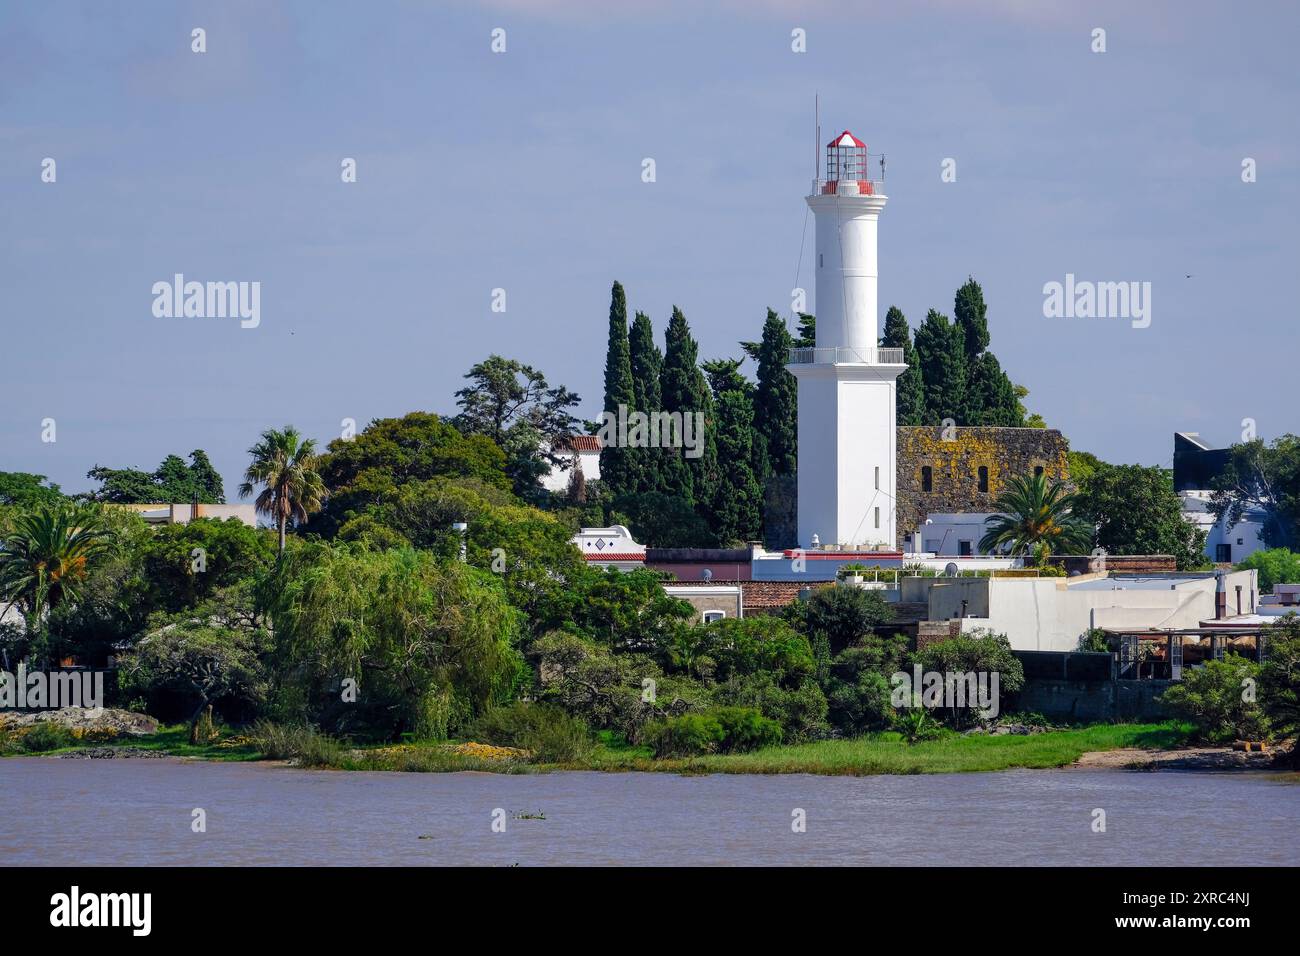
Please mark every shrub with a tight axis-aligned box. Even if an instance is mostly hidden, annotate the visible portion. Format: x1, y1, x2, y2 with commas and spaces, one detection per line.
710, 705, 783, 752
643, 706, 781, 758
469, 701, 593, 763
1160, 654, 1270, 744
248, 720, 345, 767
20, 721, 76, 753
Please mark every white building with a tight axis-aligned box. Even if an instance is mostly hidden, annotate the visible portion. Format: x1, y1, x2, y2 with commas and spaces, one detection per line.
540, 435, 602, 494
910, 513, 999, 557
572, 525, 644, 571
787, 130, 905, 552
110, 502, 257, 527
1180, 490, 1267, 565
904, 569, 1259, 652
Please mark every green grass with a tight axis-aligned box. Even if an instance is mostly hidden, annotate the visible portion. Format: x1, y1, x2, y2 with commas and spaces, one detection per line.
4, 719, 1196, 777
550, 722, 1193, 776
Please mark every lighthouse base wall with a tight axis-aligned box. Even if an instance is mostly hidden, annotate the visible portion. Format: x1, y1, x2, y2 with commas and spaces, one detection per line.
790, 362, 902, 550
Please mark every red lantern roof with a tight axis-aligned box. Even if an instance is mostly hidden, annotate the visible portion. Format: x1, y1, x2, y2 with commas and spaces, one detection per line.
828, 130, 866, 149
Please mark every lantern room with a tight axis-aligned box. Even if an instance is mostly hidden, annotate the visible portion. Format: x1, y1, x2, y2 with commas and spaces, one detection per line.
820, 130, 880, 195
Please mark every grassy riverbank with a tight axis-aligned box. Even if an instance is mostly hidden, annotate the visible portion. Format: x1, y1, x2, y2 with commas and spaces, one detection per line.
10, 720, 1195, 776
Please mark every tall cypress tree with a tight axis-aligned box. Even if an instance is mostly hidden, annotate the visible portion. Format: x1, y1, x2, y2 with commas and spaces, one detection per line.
795, 312, 816, 347
880, 306, 925, 427
711, 389, 763, 544
914, 309, 967, 424
660, 307, 714, 507
953, 277, 991, 423
968, 352, 1024, 426
629, 310, 665, 493
753, 309, 798, 475
953, 277, 990, 361
599, 281, 638, 495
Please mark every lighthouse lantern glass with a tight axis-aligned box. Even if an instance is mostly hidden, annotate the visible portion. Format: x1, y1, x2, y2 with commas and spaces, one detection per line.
827, 140, 867, 182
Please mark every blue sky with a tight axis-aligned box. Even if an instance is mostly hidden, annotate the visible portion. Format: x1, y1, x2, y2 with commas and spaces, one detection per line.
2, 0, 1297, 496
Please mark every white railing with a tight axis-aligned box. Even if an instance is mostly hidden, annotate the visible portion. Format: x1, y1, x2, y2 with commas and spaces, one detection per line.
811, 179, 886, 197
789, 346, 905, 365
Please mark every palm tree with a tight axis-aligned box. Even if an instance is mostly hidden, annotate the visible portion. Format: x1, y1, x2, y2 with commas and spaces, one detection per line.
979, 472, 1094, 558
0, 502, 116, 625
238, 426, 325, 555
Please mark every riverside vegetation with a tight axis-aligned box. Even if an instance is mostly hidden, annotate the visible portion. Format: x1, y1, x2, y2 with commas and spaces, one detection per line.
3, 287, 1300, 773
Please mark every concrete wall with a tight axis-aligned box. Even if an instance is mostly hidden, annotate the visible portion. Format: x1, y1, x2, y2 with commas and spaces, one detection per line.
1013, 678, 1173, 722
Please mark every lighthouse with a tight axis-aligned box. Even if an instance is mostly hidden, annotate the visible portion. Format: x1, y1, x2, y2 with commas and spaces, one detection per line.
787, 130, 906, 551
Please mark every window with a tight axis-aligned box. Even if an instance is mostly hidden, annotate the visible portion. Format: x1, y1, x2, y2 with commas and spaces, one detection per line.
959, 540, 973, 556
702, 610, 726, 623
874, 466, 880, 490
924, 539, 940, 553
978, 466, 989, 493
819, 253, 823, 268
921, 466, 933, 492
874, 507, 880, 529
1034, 465, 1044, 478
1215, 544, 1232, 563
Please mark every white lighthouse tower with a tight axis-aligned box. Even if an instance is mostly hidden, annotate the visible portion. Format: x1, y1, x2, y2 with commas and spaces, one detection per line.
787, 130, 906, 551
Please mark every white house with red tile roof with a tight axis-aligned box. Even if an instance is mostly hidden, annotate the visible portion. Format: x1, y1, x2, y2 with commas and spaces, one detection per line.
572, 525, 645, 570
541, 435, 602, 494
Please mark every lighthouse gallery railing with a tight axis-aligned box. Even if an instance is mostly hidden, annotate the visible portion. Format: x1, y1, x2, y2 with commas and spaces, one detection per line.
788, 346, 905, 365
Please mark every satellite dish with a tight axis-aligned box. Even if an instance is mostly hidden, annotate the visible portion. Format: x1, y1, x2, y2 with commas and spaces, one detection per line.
944, 563, 959, 577
701, 568, 713, 581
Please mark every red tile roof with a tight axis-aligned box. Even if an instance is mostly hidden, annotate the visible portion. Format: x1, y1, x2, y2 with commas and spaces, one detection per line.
558, 435, 602, 452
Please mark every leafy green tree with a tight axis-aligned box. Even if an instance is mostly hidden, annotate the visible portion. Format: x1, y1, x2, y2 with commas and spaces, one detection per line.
139, 519, 275, 614
1209, 435, 1300, 550
913, 309, 967, 424
124, 617, 270, 741
880, 306, 925, 426
238, 426, 325, 555
0, 473, 63, 509
821, 631, 909, 734
1067, 450, 1107, 486
598, 282, 639, 496
1259, 615, 1300, 766
628, 310, 666, 493
1076, 463, 1208, 569
910, 629, 1025, 729
788, 585, 894, 655
1235, 548, 1300, 594
83, 451, 225, 504
453, 355, 582, 497
83, 465, 159, 504
752, 310, 798, 476
187, 450, 226, 503
979, 472, 1094, 556
1160, 654, 1269, 744
312, 412, 509, 536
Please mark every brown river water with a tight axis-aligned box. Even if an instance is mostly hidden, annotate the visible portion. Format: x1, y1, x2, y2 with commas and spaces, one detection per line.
1, 757, 1296, 866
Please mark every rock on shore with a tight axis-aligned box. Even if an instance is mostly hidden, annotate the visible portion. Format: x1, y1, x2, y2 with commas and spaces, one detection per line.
0, 707, 159, 736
